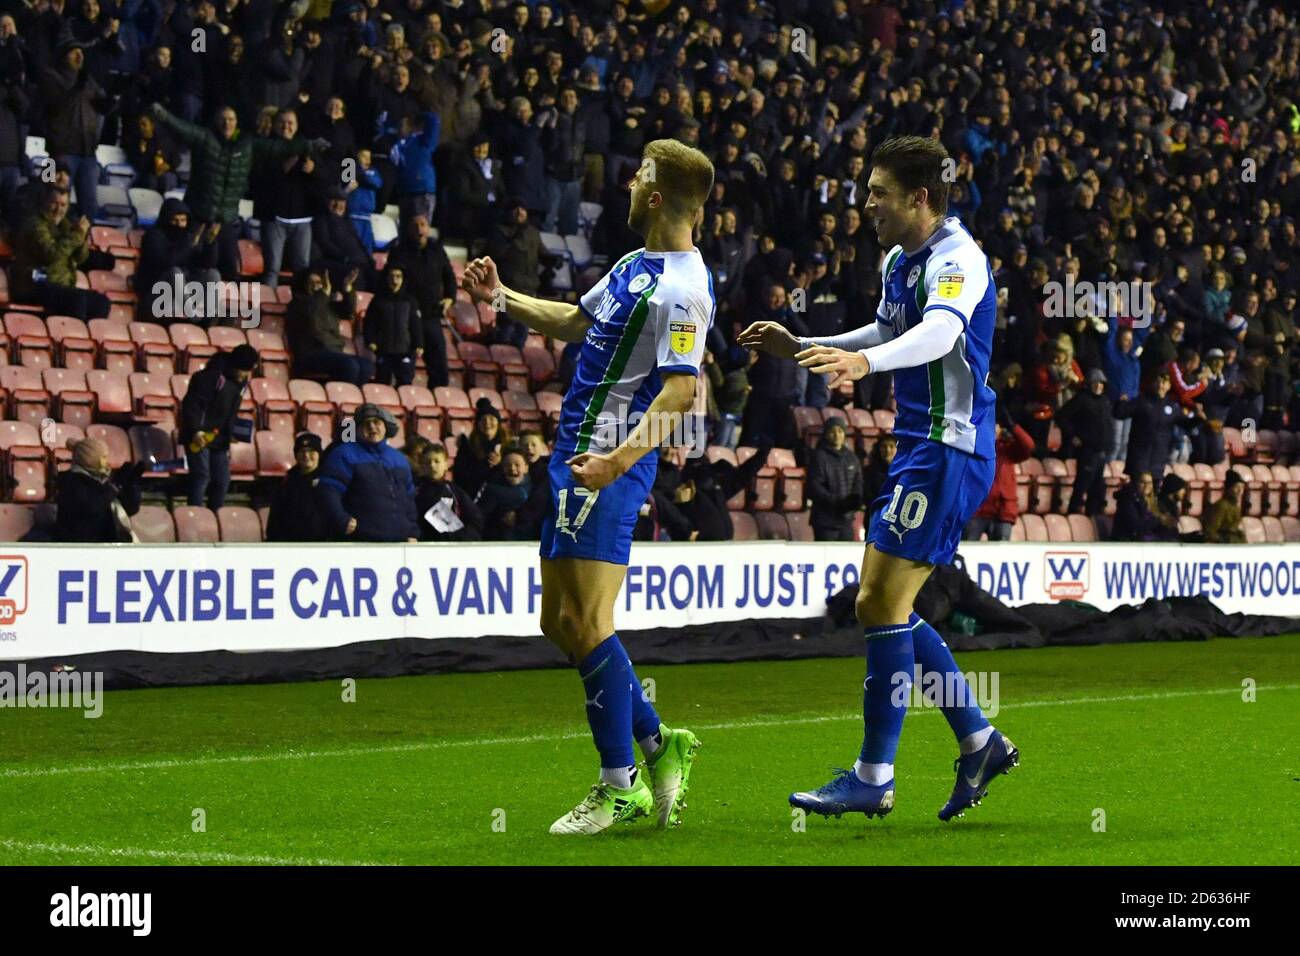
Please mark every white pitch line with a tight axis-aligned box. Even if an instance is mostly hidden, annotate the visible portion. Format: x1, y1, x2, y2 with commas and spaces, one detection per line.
2, 683, 1296, 782
0, 838, 380, 867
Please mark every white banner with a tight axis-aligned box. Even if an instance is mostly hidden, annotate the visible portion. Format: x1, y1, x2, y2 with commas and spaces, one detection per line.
1, 542, 1297, 659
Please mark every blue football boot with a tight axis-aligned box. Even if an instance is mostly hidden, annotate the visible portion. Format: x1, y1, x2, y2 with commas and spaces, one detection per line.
789, 768, 895, 819
938, 730, 1019, 821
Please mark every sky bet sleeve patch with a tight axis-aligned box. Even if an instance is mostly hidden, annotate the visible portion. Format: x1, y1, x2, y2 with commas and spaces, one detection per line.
669, 320, 697, 354
936, 274, 965, 299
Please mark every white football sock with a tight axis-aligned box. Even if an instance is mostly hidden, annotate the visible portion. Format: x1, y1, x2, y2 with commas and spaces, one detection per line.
638, 730, 663, 759
960, 726, 995, 755
599, 765, 636, 789
853, 759, 893, 785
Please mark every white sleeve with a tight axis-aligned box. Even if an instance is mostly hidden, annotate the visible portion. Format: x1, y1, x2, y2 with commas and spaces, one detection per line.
800, 322, 885, 351
918, 252, 988, 330
653, 282, 710, 375
578, 267, 612, 319
861, 309, 963, 373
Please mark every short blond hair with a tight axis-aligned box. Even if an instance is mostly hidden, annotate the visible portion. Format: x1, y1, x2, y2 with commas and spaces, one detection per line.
642, 138, 714, 219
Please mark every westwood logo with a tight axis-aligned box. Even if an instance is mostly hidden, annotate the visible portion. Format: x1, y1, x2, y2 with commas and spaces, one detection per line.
1044, 551, 1089, 601
0, 555, 29, 625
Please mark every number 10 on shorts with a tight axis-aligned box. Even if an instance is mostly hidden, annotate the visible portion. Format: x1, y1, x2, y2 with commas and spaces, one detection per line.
556, 487, 601, 538
882, 484, 928, 530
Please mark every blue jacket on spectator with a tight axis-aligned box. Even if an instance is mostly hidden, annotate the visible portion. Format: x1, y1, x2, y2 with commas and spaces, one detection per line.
1102, 316, 1149, 400
316, 437, 419, 541
391, 111, 440, 198
347, 165, 382, 253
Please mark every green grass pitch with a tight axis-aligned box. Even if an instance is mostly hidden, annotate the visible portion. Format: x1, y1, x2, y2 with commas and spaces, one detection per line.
3, 636, 1298, 865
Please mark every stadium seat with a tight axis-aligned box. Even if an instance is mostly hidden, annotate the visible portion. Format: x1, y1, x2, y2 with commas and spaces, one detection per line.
43, 421, 85, 473
81, 425, 129, 470
501, 390, 541, 431
0, 503, 36, 541
218, 505, 263, 542
1281, 516, 1300, 543
1067, 514, 1096, 542
754, 512, 790, 540
247, 330, 290, 382
128, 424, 179, 477
1261, 515, 1284, 543
1, 366, 51, 427
1021, 514, 1049, 541
522, 346, 555, 388
174, 506, 220, 542
169, 323, 216, 372
370, 214, 399, 249
730, 511, 758, 541
4, 313, 53, 368
564, 234, 593, 268
1254, 429, 1278, 464
289, 379, 334, 438
1281, 465, 1300, 517
792, 406, 822, 443
325, 381, 364, 419
255, 429, 294, 477
1241, 516, 1266, 544
47, 315, 97, 370
1277, 430, 1298, 464
129, 322, 177, 375
872, 409, 896, 432
131, 505, 176, 543
129, 372, 178, 426
88, 320, 137, 373
207, 327, 248, 352
535, 391, 562, 429
1223, 426, 1245, 459
706, 446, 738, 467
785, 510, 814, 542
1009, 517, 1026, 541
0, 420, 48, 501
237, 240, 264, 278
1043, 513, 1071, 542
229, 437, 258, 482
1254, 463, 1282, 517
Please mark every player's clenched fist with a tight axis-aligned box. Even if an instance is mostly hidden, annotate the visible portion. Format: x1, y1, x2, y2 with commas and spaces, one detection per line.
796, 345, 871, 389
566, 451, 623, 491
736, 320, 801, 358
461, 256, 500, 304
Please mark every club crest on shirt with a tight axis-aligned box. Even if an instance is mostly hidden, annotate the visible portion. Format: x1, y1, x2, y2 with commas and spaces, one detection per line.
629, 273, 652, 294
670, 320, 697, 354
907, 265, 922, 288
936, 273, 964, 298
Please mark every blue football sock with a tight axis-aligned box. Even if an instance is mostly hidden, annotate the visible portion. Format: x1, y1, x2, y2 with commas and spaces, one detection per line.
860, 622, 915, 766
577, 636, 636, 770
909, 612, 990, 741
624, 644, 661, 742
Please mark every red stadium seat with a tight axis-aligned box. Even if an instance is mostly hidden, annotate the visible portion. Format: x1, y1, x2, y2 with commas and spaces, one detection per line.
128, 372, 178, 426
207, 326, 248, 352
129, 321, 176, 375
1009, 517, 1027, 541
0, 503, 37, 541
754, 512, 791, 540
325, 381, 364, 419
522, 346, 556, 388
169, 323, 215, 372
131, 505, 176, 543
86, 423, 131, 468
289, 379, 334, 438
255, 429, 294, 477
237, 240, 264, 278
1067, 514, 1096, 542
46, 315, 96, 370
174, 506, 220, 542
1261, 516, 1284, 543
229, 437, 258, 481
247, 329, 290, 382
4, 313, 53, 368
1254, 463, 1282, 516
88, 319, 136, 373
128, 424, 180, 475
785, 510, 814, 541
0, 420, 47, 501
1223, 427, 1245, 460
1021, 514, 1049, 541
1, 366, 50, 427
218, 505, 263, 542
249, 377, 296, 433
729, 511, 758, 541
872, 409, 895, 432
1241, 516, 1265, 543
1280, 516, 1300, 542
1043, 513, 1071, 542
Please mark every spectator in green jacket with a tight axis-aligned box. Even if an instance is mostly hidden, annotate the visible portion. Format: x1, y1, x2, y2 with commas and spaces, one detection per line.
11, 186, 110, 320
149, 101, 328, 279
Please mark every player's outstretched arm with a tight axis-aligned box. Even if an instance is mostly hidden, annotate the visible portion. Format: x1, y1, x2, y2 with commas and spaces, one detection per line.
461, 256, 591, 342
567, 372, 697, 491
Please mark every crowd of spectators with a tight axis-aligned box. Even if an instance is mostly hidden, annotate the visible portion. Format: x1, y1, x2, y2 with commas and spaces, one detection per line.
3, 0, 1299, 546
